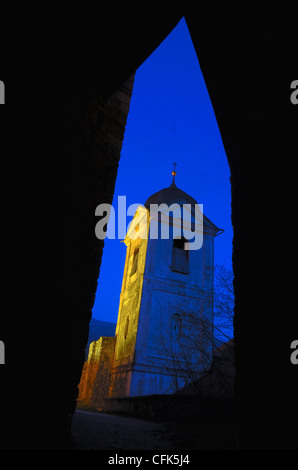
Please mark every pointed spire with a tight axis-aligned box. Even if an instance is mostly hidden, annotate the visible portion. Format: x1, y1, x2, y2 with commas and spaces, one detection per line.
170, 162, 177, 188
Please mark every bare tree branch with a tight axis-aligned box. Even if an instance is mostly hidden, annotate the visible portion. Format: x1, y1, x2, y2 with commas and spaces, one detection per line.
156, 264, 235, 396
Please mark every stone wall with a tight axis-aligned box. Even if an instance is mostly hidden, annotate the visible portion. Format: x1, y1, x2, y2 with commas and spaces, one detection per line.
78, 336, 115, 409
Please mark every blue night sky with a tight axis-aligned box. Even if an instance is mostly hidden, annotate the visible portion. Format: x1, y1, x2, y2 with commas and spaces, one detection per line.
92, 18, 233, 324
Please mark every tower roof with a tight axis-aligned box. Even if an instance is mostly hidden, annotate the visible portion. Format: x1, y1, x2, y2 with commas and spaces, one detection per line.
144, 176, 198, 209
143, 168, 224, 236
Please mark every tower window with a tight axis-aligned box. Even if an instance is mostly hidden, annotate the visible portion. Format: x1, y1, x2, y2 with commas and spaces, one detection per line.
171, 237, 189, 274
172, 314, 182, 341
130, 247, 139, 276
124, 316, 129, 339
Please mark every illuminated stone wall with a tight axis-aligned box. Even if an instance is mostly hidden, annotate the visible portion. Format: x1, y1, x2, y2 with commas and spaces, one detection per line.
109, 209, 149, 397
79, 203, 219, 404
78, 336, 115, 408
129, 232, 216, 396
109, 205, 219, 397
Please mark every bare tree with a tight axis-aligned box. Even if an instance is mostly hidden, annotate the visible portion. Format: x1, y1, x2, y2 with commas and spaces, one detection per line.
213, 264, 234, 345
156, 264, 235, 396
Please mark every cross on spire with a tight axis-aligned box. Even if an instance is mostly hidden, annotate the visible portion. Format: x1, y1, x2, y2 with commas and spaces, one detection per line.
170, 162, 177, 187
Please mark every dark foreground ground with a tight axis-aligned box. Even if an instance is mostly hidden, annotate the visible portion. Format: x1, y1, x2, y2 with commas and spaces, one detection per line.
71, 410, 174, 450
70, 405, 237, 450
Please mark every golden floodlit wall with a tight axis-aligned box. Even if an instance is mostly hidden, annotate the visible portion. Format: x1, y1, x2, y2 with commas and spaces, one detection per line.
109, 209, 150, 397
78, 336, 115, 408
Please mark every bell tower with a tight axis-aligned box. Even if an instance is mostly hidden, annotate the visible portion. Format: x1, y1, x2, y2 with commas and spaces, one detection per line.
109, 170, 222, 397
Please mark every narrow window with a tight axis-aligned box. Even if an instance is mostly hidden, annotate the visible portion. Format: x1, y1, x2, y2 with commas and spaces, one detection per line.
124, 316, 129, 340
130, 247, 139, 276
172, 314, 182, 341
171, 237, 189, 274
171, 314, 182, 354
